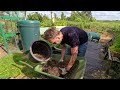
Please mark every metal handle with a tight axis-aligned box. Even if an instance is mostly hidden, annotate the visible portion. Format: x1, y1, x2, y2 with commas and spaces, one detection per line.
19, 61, 34, 69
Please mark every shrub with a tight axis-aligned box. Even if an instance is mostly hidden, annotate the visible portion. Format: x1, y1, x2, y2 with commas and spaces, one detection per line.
110, 36, 120, 53
41, 20, 52, 27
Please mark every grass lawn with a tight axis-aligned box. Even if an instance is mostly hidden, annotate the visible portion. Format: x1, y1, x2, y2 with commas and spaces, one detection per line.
0, 52, 46, 79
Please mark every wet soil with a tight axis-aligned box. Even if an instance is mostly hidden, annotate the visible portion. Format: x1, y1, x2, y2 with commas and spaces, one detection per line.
42, 60, 68, 77
42, 59, 79, 78
61, 60, 79, 79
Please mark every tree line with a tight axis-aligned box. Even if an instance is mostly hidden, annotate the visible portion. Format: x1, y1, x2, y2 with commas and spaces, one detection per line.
27, 11, 96, 29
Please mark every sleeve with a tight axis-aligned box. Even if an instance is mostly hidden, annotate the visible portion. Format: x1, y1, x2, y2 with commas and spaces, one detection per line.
69, 32, 80, 48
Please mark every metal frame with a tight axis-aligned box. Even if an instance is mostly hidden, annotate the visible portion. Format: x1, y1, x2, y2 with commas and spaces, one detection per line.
0, 12, 20, 54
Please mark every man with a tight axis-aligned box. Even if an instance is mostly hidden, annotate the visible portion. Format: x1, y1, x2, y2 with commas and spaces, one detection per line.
44, 26, 88, 74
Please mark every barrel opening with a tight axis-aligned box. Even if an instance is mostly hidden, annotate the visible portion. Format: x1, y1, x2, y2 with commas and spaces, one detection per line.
30, 40, 52, 62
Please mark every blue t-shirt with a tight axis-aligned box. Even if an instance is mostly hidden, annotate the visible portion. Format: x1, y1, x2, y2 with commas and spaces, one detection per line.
60, 26, 88, 48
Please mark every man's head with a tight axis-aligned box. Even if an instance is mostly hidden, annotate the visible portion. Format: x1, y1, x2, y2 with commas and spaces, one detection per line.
44, 28, 63, 44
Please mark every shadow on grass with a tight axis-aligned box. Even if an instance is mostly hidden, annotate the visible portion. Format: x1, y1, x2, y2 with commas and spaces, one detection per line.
12, 52, 48, 79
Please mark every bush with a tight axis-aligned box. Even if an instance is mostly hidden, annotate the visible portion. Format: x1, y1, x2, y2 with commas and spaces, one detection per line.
55, 20, 67, 26
66, 21, 84, 29
41, 20, 52, 27
91, 17, 96, 22
110, 36, 120, 53
86, 21, 120, 34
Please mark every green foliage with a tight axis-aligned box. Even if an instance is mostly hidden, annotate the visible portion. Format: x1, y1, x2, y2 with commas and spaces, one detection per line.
61, 12, 66, 20
26, 11, 95, 28
27, 12, 42, 21
74, 17, 82, 22
68, 11, 93, 22
66, 21, 84, 29
69, 11, 76, 21
54, 13, 59, 20
55, 20, 67, 26
86, 21, 120, 34
91, 17, 96, 22
42, 14, 50, 21
64, 11, 94, 29
0, 35, 3, 44
27, 12, 51, 27
54, 44, 62, 49
110, 36, 120, 53
41, 20, 52, 27
81, 11, 93, 21
0, 53, 41, 79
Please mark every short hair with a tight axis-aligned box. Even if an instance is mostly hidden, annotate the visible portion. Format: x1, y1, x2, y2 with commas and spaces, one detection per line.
44, 28, 59, 40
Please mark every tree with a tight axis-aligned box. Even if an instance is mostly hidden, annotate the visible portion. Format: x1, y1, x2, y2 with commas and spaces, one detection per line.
42, 14, 49, 21
54, 13, 59, 20
81, 11, 92, 21
70, 11, 76, 21
68, 11, 82, 21
61, 12, 66, 20
27, 12, 42, 21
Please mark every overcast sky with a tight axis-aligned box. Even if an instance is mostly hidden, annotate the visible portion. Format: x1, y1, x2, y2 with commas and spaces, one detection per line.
27, 11, 120, 20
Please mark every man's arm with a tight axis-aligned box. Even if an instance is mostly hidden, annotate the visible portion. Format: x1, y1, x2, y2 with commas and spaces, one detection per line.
60, 44, 66, 61
66, 46, 78, 71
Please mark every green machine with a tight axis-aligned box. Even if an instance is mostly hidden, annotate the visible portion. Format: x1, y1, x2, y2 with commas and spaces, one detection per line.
0, 11, 26, 54
87, 32, 101, 42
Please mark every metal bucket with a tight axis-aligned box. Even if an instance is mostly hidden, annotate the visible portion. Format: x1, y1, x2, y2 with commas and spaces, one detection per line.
29, 40, 52, 63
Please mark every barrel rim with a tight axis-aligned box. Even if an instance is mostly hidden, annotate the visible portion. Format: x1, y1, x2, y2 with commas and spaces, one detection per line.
30, 40, 52, 62
17, 20, 40, 24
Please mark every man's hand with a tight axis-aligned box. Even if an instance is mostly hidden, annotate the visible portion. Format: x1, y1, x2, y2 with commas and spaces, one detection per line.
66, 64, 73, 71
59, 67, 67, 75
66, 46, 78, 71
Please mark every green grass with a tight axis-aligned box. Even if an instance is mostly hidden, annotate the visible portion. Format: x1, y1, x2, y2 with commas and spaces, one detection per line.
0, 53, 46, 79
110, 36, 120, 53
0, 35, 3, 45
